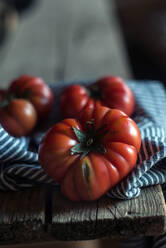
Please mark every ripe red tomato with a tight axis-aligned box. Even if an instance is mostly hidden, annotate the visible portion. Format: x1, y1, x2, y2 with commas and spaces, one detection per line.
0, 93, 37, 137
60, 76, 135, 119
9, 75, 54, 120
39, 105, 141, 202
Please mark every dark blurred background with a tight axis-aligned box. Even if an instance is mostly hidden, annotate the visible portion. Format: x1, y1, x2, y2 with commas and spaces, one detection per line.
116, 0, 166, 83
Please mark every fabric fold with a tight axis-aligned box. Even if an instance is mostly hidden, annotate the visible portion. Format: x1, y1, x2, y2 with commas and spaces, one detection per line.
0, 80, 165, 200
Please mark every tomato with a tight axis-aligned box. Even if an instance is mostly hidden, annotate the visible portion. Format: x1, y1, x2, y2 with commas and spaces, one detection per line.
39, 105, 141, 202
0, 94, 37, 137
9, 75, 54, 119
60, 76, 135, 119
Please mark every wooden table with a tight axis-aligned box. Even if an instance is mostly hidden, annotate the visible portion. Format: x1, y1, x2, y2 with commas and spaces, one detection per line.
0, 0, 165, 247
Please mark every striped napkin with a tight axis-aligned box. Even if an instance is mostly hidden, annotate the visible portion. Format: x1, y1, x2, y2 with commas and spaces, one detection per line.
0, 80, 166, 200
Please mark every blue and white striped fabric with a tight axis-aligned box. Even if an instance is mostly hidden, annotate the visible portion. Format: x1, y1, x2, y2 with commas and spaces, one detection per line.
0, 127, 54, 190
0, 80, 166, 200
107, 80, 166, 199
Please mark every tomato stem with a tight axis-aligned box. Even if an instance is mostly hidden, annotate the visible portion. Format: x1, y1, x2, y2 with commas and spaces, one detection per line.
0, 93, 15, 108
87, 85, 101, 100
0, 89, 31, 108
70, 120, 107, 159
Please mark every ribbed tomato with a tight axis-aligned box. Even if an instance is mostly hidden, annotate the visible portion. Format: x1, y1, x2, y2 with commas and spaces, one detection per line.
39, 105, 141, 202
9, 75, 54, 120
0, 93, 37, 137
60, 76, 135, 119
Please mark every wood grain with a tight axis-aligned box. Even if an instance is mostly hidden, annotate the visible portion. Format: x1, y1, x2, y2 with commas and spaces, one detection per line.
51, 185, 166, 240
0, 187, 47, 245
1, 239, 103, 248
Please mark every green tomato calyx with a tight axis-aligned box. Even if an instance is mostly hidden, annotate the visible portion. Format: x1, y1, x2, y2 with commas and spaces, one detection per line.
70, 120, 107, 159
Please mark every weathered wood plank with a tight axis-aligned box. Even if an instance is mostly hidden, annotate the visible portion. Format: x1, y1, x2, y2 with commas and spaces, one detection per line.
0, 0, 131, 88
0, 187, 47, 245
51, 185, 166, 241
2, 239, 102, 248
95, 185, 166, 238
0, 0, 58, 86
56, 0, 131, 81
52, 188, 98, 241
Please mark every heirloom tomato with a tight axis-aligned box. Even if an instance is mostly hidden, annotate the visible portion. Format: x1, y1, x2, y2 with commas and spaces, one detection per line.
9, 75, 54, 119
0, 90, 37, 137
60, 76, 135, 119
39, 105, 141, 202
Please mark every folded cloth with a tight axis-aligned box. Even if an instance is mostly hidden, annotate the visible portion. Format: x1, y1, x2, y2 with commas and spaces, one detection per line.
0, 80, 166, 200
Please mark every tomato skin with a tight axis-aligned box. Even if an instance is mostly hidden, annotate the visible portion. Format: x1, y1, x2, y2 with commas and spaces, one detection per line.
60, 84, 89, 118
0, 98, 37, 137
60, 76, 135, 119
9, 75, 54, 119
93, 76, 135, 116
39, 105, 141, 202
